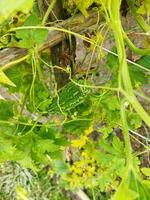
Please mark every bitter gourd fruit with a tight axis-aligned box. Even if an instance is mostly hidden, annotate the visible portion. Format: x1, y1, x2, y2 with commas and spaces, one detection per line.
48, 81, 90, 113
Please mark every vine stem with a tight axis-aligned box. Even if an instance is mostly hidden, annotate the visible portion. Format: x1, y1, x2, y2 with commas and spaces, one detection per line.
127, 0, 150, 33
122, 30, 150, 55
107, 1, 150, 183
108, 0, 150, 127
121, 101, 133, 168
41, 0, 56, 25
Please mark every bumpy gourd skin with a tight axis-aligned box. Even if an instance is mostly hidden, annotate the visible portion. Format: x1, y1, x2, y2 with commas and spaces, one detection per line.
48, 81, 90, 113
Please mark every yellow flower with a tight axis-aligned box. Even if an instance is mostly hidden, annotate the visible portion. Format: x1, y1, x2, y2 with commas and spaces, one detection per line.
84, 125, 93, 136
74, 167, 83, 175
71, 125, 93, 149
71, 135, 87, 148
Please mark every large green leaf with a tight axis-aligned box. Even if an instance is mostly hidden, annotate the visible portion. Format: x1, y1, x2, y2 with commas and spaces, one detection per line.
0, 0, 34, 24
112, 182, 138, 200
112, 170, 150, 200
16, 28, 48, 48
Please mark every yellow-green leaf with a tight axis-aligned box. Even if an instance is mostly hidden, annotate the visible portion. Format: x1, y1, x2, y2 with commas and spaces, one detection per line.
0, 94, 5, 100
16, 185, 29, 200
0, 70, 16, 87
112, 182, 138, 200
73, 0, 95, 17
141, 168, 150, 177
0, 0, 34, 24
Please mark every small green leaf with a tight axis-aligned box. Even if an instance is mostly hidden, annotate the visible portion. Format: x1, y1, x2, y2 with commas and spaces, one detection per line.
112, 136, 124, 154
128, 112, 142, 129
53, 160, 69, 175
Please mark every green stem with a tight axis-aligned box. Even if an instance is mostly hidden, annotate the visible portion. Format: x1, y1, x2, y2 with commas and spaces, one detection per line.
108, 0, 150, 169
121, 101, 133, 168
127, 0, 150, 32
41, 0, 56, 25
107, 0, 133, 171
123, 30, 150, 55
109, 0, 150, 128
34, 49, 46, 88
122, 90, 150, 126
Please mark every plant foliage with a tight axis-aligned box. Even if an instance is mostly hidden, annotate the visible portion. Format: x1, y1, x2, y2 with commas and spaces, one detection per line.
0, 0, 150, 199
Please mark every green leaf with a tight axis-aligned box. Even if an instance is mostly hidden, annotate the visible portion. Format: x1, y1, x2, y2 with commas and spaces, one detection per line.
18, 155, 37, 171
106, 46, 118, 71
26, 82, 51, 112
112, 182, 139, 200
128, 55, 150, 87
113, 170, 150, 200
34, 139, 59, 153
101, 93, 120, 112
98, 126, 113, 138
128, 112, 142, 129
5, 63, 32, 93
63, 119, 92, 135
36, 126, 56, 140
112, 136, 124, 154
53, 160, 69, 175
136, 55, 150, 70
129, 64, 148, 87
15, 14, 48, 48
137, 0, 150, 15
99, 138, 122, 156
73, 0, 94, 17
73, 0, 102, 17
16, 28, 48, 48
0, 0, 34, 24
128, 171, 150, 200
24, 14, 39, 26
0, 100, 14, 120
